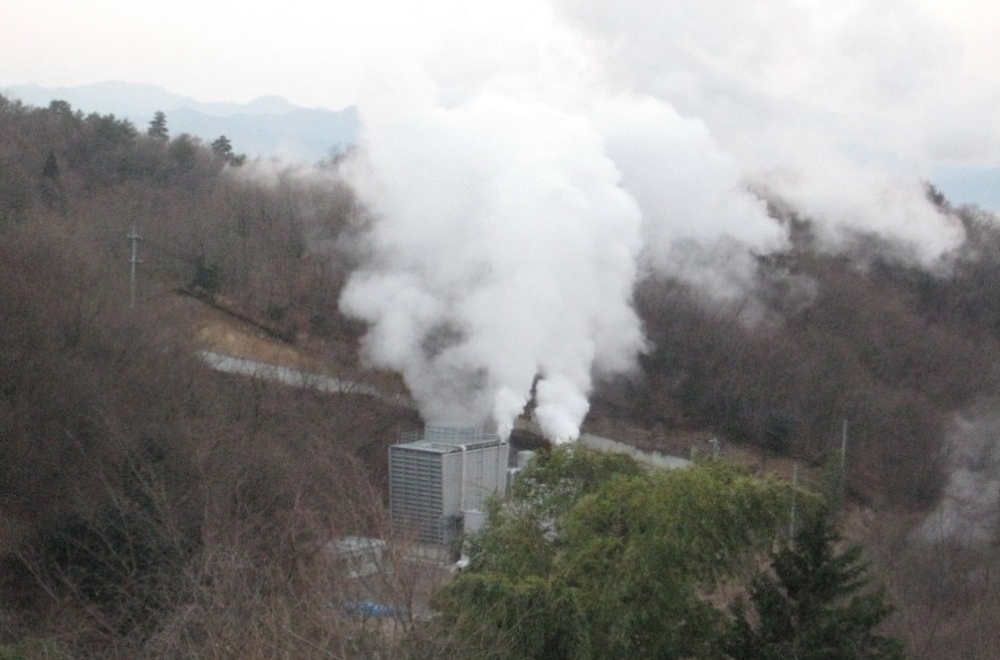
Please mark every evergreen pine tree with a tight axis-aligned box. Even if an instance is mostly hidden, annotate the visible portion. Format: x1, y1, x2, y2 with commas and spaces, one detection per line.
726, 511, 905, 660
210, 135, 246, 166
39, 151, 66, 212
148, 110, 169, 140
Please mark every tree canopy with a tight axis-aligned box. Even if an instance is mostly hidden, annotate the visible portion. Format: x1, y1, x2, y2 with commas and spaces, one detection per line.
430, 448, 820, 660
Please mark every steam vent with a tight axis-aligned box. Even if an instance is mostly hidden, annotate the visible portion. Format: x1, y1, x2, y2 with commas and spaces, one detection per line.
388, 426, 510, 548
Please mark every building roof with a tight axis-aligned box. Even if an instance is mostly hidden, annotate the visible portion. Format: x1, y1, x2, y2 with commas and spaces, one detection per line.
394, 425, 506, 453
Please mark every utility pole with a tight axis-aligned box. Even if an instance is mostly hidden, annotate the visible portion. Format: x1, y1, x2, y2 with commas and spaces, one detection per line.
790, 462, 799, 539
839, 419, 848, 506
127, 223, 143, 309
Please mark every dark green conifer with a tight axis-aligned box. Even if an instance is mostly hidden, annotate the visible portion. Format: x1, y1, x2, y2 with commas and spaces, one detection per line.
726, 511, 905, 660
147, 110, 169, 140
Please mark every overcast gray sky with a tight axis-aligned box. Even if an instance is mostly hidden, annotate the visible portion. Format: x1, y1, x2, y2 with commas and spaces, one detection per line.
2, 1, 996, 112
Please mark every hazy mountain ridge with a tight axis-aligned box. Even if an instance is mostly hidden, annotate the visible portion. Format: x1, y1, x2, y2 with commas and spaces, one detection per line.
3, 81, 997, 210
1, 81, 359, 162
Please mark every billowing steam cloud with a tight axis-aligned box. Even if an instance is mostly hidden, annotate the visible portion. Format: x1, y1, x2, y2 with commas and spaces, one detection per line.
557, 0, 971, 259
339, 0, 968, 441
339, 90, 649, 441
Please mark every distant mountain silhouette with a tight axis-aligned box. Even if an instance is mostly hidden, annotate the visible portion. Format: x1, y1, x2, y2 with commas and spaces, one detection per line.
1, 81, 359, 163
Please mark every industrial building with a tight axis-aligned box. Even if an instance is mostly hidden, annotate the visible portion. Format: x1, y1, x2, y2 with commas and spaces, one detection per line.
388, 426, 510, 548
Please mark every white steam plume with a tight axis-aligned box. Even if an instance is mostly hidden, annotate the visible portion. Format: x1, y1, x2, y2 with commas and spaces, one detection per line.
340, 87, 648, 442
558, 0, 970, 258
339, 0, 969, 441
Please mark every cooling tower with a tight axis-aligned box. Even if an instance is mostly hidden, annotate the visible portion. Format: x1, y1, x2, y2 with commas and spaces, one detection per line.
388, 425, 510, 547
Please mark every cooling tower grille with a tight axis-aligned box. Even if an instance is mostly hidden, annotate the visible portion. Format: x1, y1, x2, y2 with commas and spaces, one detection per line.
388, 445, 445, 544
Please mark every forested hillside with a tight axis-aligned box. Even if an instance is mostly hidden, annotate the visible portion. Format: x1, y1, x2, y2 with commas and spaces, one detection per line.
3, 93, 1000, 658
620, 210, 1000, 510
0, 95, 423, 658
